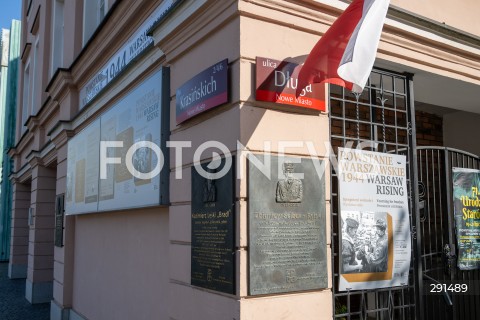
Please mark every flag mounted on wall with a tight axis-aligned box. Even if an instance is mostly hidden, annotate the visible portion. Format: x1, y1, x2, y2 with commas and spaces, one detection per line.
297, 0, 390, 95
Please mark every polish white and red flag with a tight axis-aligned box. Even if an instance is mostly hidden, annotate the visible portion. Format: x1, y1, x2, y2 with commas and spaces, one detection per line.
297, 0, 390, 95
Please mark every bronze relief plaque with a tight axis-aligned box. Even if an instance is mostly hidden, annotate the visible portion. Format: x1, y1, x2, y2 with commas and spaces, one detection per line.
249, 155, 327, 295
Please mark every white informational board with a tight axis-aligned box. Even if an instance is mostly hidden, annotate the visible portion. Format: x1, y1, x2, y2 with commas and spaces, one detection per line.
337, 148, 411, 291
65, 119, 100, 215
66, 70, 163, 214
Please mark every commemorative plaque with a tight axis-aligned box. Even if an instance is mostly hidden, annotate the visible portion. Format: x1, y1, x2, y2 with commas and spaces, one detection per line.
55, 194, 65, 247
191, 158, 235, 294
249, 155, 327, 295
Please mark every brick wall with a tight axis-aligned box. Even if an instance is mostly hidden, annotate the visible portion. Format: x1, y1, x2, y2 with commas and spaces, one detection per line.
415, 111, 443, 146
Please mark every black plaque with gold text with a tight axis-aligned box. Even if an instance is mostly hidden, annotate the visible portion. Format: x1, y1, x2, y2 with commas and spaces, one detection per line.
191, 158, 235, 294
249, 155, 327, 295
55, 194, 65, 247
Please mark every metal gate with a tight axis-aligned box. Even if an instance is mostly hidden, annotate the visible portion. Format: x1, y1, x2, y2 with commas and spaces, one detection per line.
329, 69, 421, 319
417, 147, 480, 320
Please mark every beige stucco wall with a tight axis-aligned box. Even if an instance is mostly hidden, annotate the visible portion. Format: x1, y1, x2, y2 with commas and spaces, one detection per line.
391, 0, 480, 37
152, 0, 335, 318
71, 208, 169, 320
164, 1, 243, 319
236, 3, 333, 318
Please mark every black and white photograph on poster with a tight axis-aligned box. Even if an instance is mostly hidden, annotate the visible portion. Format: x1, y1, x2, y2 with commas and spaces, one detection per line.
341, 212, 388, 274
337, 148, 411, 291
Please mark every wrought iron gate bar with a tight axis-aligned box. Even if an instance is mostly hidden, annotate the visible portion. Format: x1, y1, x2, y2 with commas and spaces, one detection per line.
406, 74, 424, 320
436, 150, 445, 257
329, 137, 409, 149
330, 70, 417, 320
330, 116, 409, 130
330, 96, 408, 108
417, 146, 480, 320
432, 150, 439, 266
417, 146, 480, 158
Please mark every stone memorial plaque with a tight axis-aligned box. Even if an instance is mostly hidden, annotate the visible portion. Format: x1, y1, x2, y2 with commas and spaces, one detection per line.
191, 158, 235, 294
249, 155, 327, 295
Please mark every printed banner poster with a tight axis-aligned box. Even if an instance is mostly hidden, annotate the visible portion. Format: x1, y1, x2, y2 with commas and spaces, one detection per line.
452, 168, 480, 270
337, 148, 411, 291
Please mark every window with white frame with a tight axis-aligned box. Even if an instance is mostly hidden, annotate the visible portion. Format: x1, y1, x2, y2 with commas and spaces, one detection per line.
51, 0, 64, 76
83, 0, 108, 45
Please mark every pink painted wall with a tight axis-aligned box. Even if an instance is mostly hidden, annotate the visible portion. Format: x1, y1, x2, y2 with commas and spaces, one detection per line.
72, 208, 169, 320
